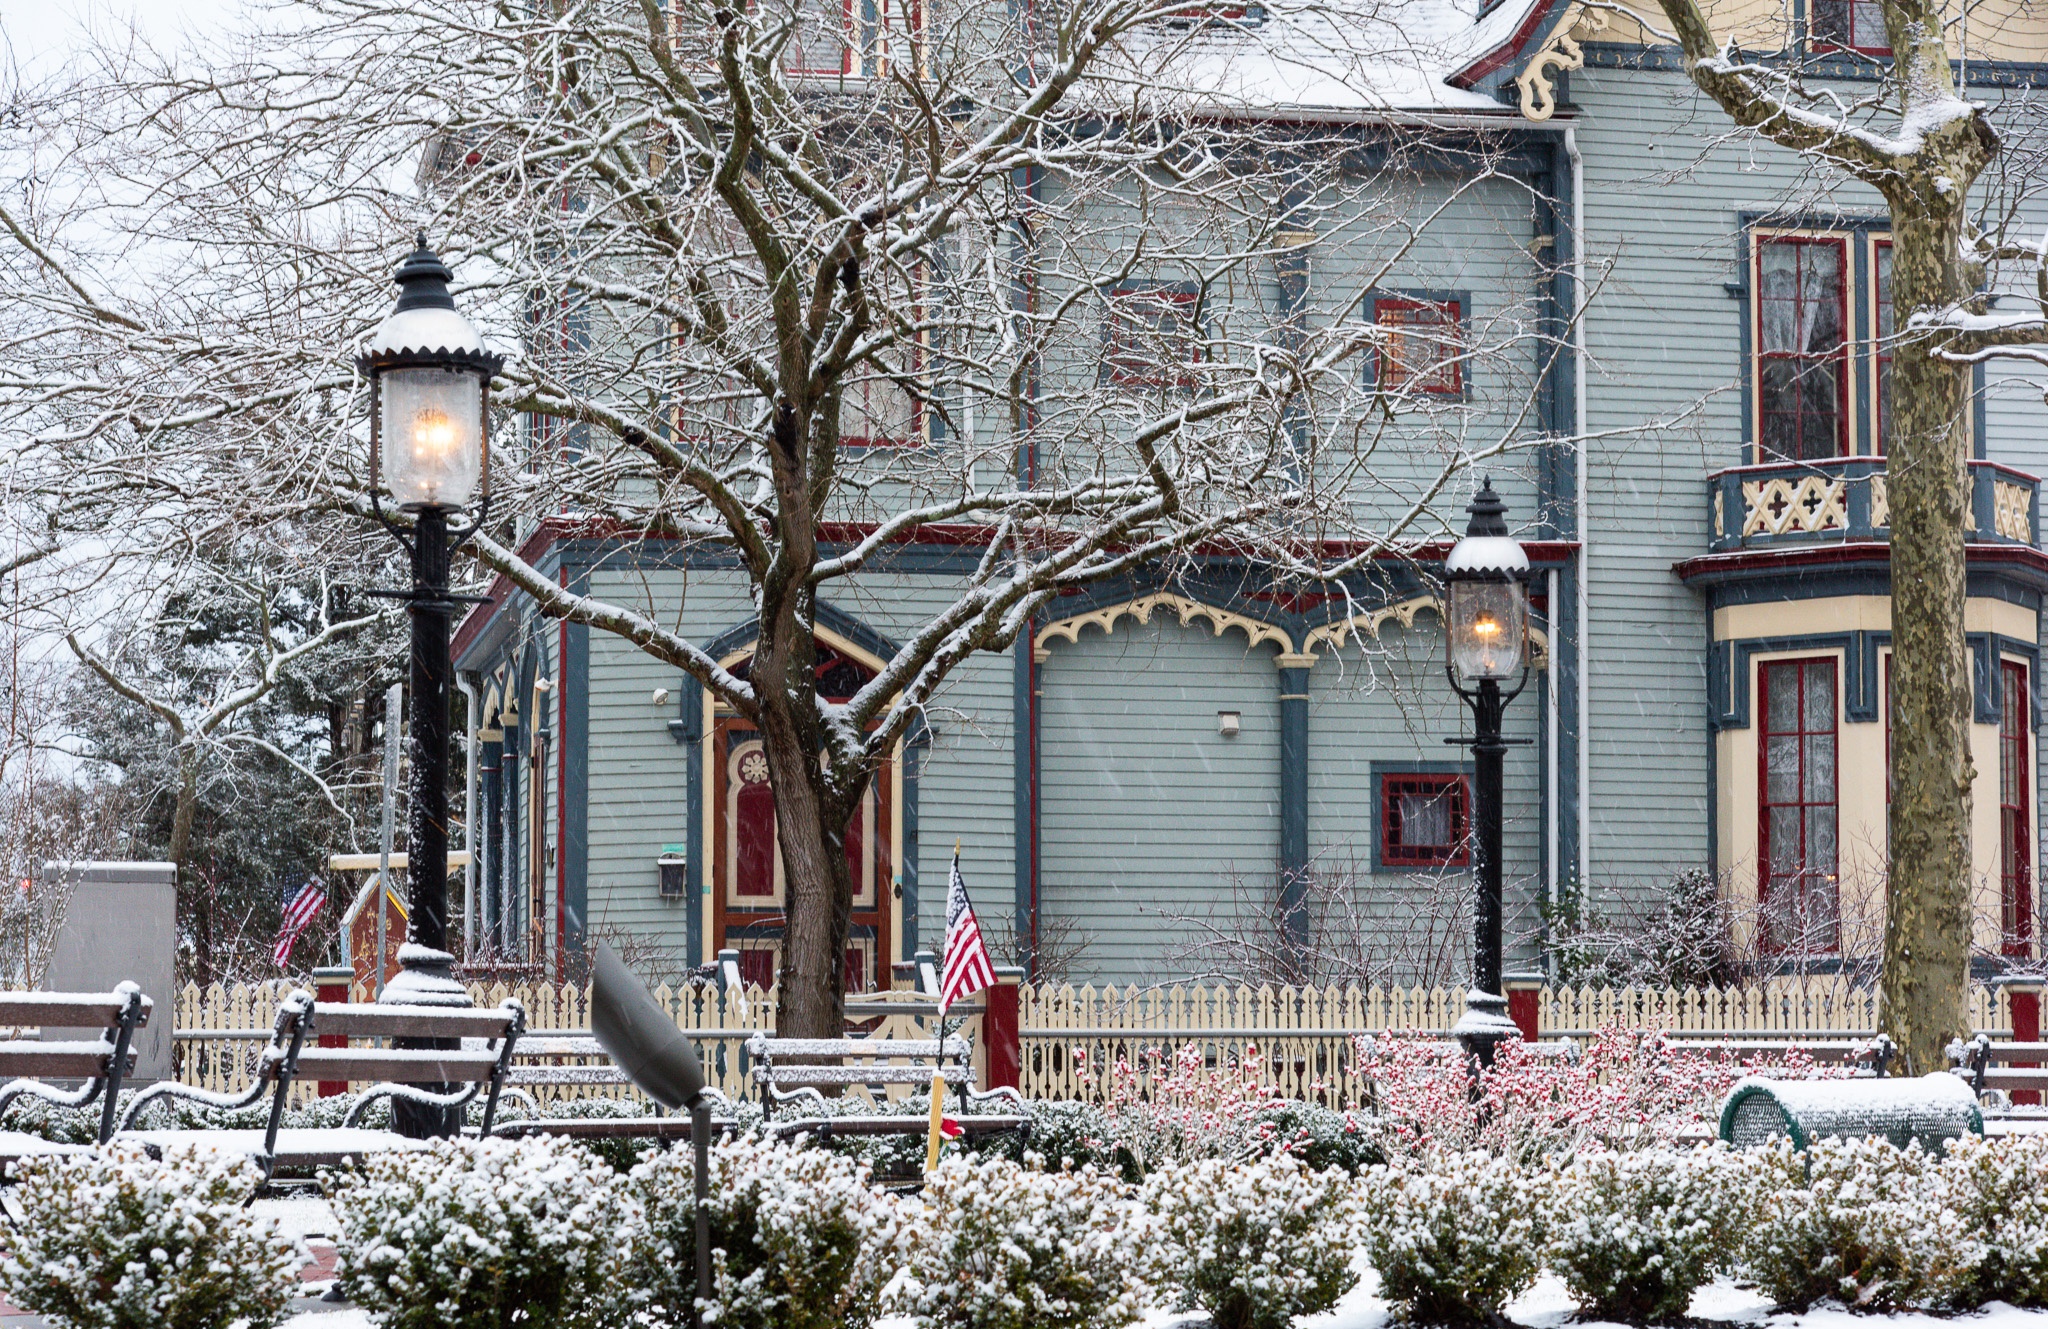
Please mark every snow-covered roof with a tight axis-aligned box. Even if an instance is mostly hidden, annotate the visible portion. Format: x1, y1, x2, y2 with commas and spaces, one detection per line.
1109, 0, 1554, 117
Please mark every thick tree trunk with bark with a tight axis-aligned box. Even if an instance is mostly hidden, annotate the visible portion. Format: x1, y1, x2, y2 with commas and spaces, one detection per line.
1881, 204, 1979, 1072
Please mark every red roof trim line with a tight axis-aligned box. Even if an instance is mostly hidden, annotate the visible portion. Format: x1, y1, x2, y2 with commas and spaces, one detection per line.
1674, 541, 2048, 584
1450, 0, 1571, 89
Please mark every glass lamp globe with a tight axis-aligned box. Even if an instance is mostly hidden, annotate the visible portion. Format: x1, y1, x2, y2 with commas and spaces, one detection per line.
357, 236, 505, 512
1444, 479, 1531, 684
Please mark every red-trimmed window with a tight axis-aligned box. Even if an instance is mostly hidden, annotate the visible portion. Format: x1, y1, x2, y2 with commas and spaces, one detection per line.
1373, 297, 1463, 396
1380, 773, 1470, 868
1812, 0, 1890, 55
1757, 236, 1849, 461
2002, 660, 2033, 956
780, 0, 924, 76
1103, 285, 1203, 388
1759, 657, 1840, 953
1874, 239, 1894, 452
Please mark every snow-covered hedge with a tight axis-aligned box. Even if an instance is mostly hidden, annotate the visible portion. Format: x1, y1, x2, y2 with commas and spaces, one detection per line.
325, 1136, 623, 1329
889, 1155, 1153, 1329
0, 1142, 301, 1329
1141, 1153, 1358, 1329
1359, 1149, 1545, 1326
624, 1135, 909, 1329
1741, 1135, 1969, 1312
1543, 1144, 1749, 1323
1941, 1131, 2048, 1306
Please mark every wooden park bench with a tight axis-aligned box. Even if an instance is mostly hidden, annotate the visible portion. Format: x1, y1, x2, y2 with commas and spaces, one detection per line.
0, 984, 151, 1171
119, 992, 525, 1172
1661, 1030, 1899, 1075
486, 1029, 737, 1142
746, 1032, 1031, 1142
1950, 1034, 2048, 1102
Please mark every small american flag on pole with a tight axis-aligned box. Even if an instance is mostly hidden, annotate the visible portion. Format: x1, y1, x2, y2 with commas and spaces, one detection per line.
274, 876, 327, 969
938, 848, 995, 1014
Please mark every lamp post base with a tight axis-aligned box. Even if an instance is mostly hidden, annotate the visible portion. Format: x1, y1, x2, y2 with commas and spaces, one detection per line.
381, 943, 470, 1138
1452, 988, 1519, 1068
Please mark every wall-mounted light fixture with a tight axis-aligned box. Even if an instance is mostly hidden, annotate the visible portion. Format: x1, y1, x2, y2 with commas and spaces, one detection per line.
652, 687, 671, 706
1217, 710, 1241, 737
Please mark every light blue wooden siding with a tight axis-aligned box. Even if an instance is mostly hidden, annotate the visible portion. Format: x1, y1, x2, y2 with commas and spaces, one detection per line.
1570, 66, 1834, 905
575, 566, 1021, 955
1309, 169, 1552, 536
1037, 617, 1282, 983
1306, 617, 1546, 979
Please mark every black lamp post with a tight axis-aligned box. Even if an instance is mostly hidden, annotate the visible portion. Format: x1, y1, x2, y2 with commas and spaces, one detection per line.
356, 235, 504, 1137
1444, 479, 1532, 1067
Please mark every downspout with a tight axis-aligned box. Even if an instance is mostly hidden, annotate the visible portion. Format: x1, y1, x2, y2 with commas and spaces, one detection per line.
1567, 120, 1590, 893
457, 673, 479, 956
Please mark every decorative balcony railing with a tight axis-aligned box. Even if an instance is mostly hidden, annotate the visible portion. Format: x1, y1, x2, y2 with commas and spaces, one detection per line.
1707, 457, 2043, 554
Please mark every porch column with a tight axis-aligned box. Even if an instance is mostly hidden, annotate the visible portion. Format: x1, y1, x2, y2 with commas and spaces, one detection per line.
1278, 653, 1315, 953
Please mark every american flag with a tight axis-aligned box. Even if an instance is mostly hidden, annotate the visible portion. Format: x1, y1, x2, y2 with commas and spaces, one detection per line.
274, 876, 327, 968
938, 849, 995, 1014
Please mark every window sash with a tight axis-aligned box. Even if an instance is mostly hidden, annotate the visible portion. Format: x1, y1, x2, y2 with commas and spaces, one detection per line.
1755, 235, 1849, 461
1373, 297, 1463, 396
1103, 286, 1203, 388
2002, 660, 2033, 955
1380, 773, 1470, 867
1758, 657, 1841, 953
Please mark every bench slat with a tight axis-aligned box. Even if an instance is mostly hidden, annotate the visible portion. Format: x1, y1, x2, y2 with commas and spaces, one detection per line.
313, 1004, 518, 1040
757, 1065, 970, 1086
0, 994, 151, 1029
1969, 1043, 2048, 1062
748, 1037, 968, 1058
766, 1115, 1029, 1139
0, 1040, 131, 1078
293, 1048, 503, 1083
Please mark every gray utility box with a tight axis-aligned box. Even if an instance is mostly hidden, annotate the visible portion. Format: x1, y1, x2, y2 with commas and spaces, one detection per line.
40, 861, 177, 1082
1720, 1073, 1983, 1151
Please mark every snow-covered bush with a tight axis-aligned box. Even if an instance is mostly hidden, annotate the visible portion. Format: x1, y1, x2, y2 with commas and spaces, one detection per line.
890, 1154, 1153, 1329
1358, 1150, 1545, 1325
325, 1135, 623, 1329
1938, 1132, 2048, 1307
623, 1134, 909, 1329
0, 1142, 301, 1329
1247, 1100, 1381, 1173
1141, 1154, 1358, 1329
1741, 1135, 1969, 1312
1089, 1042, 1286, 1176
1544, 1144, 1748, 1323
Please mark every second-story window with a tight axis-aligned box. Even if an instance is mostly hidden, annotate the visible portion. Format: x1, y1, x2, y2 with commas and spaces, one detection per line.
1379, 772, 1470, 868
1756, 235, 1849, 461
2001, 659, 2033, 956
1373, 296, 1464, 396
1103, 285, 1202, 389
1812, 0, 1890, 54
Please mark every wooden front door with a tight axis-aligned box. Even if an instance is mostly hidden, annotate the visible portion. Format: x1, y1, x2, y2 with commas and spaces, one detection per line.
709, 652, 895, 993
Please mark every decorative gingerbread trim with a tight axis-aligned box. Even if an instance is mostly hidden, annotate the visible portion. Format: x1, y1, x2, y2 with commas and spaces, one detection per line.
1033, 593, 1297, 663
1515, 3, 1608, 121
1300, 595, 1550, 669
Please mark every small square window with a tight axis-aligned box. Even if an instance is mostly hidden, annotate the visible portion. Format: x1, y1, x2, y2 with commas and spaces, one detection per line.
1372, 297, 1464, 396
1812, 0, 1889, 55
1102, 285, 1203, 388
1379, 772, 1471, 868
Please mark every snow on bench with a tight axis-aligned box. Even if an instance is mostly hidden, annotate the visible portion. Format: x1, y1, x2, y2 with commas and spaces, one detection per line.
0, 983, 151, 1153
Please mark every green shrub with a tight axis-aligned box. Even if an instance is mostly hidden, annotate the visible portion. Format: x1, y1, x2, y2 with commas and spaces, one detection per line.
1142, 1154, 1358, 1329
623, 1134, 909, 1329
0, 1142, 301, 1329
1544, 1145, 1747, 1323
890, 1154, 1152, 1329
325, 1135, 622, 1329
1360, 1150, 1544, 1325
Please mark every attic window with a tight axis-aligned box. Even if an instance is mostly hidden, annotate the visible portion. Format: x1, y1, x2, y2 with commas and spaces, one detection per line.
1811, 0, 1889, 55
1373, 296, 1465, 396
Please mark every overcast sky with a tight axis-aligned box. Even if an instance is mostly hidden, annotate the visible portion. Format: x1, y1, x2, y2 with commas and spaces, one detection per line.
5, 0, 248, 82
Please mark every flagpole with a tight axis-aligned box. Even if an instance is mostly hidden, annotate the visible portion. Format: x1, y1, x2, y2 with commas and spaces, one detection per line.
925, 842, 962, 1177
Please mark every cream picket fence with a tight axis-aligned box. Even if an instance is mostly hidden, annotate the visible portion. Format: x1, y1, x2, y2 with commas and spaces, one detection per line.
165, 977, 2014, 1109
1015, 978, 2014, 1105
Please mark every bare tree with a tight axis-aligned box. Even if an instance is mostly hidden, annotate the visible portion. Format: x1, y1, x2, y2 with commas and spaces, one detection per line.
0, 0, 1618, 1034
1639, 0, 2048, 1070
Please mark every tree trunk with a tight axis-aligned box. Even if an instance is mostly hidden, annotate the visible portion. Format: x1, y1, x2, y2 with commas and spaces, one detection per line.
167, 746, 205, 981
1881, 202, 1979, 1073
